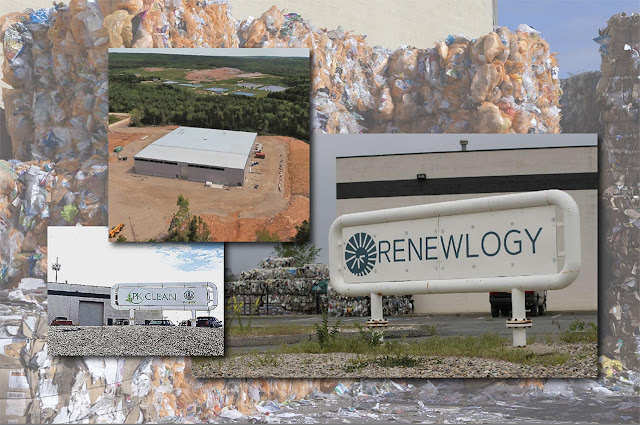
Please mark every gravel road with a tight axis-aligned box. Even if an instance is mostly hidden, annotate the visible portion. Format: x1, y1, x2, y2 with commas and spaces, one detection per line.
194, 342, 597, 379
48, 326, 224, 356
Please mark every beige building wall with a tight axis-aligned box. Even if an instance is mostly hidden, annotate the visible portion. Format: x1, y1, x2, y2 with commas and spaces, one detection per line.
229, 0, 496, 49
336, 147, 598, 314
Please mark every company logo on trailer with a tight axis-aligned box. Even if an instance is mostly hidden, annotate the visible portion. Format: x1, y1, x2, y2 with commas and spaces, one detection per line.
184, 289, 195, 300
345, 232, 377, 276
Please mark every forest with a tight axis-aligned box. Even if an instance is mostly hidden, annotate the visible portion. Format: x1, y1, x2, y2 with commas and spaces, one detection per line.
108, 54, 310, 141
109, 53, 309, 77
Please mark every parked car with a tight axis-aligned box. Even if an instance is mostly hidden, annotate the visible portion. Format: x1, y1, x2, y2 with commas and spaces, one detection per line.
178, 320, 190, 326
195, 316, 222, 328
489, 291, 547, 317
148, 319, 174, 326
50, 316, 73, 326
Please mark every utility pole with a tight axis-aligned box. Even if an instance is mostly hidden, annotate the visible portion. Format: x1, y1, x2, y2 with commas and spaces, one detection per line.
52, 257, 61, 283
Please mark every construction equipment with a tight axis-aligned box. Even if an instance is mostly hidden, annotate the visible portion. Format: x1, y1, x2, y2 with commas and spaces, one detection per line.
109, 223, 125, 238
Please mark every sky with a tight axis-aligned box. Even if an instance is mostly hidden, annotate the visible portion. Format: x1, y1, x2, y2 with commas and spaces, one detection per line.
48, 227, 225, 324
498, 0, 638, 78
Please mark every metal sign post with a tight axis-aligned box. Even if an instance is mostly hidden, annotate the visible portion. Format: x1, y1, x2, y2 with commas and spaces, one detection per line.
329, 190, 582, 347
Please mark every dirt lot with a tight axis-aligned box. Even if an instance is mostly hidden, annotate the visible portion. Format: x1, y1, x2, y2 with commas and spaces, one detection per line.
184, 68, 266, 82
108, 126, 310, 242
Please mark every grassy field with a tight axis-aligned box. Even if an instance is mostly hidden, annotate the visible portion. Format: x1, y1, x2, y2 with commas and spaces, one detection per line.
226, 323, 318, 337
108, 114, 124, 124
120, 67, 187, 81
116, 67, 285, 98
219, 318, 597, 370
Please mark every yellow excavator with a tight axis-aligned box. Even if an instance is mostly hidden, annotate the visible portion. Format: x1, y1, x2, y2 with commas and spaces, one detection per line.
109, 223, 125, 238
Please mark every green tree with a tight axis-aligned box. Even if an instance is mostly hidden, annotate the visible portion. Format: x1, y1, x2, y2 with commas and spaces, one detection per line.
293, 220, 310, 244
274, 221, 320, 266
188, 216, 211, 242
164, 195, 211, 242
129, 107, 145, 126
256, 228, 280, 242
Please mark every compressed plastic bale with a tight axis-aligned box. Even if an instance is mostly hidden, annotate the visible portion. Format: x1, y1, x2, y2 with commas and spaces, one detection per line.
259, 5, 285, 33
69, 4, 109, 48
388, 48, 419, 78
2, 89, 32, 158
344, 79, 375, 111
499, 73, 514, 97
103, 9, 134, 48
98, 0, 143, 17
370, 46, 390, 77
484, 32, 509, 63
2, 23, 34, 89
470, 35, 488, 63
440, 41, 468, 68
441, 73, 471, 110
373, 86, 394, 121
394, 92, 418, 122
444, 110, 472, 133
242, 17, 266, 47
475, 101, 512, 133
390, 78, 415, 99
0, 12, 29, 36
470, 63, 503, 103
487, 85, 503, 104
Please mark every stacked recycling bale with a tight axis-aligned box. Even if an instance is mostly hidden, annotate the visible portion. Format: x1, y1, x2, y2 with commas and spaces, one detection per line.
0, 279, 48, 423
228, 257, 328, 315
0, 159, 100, 285
228, 257, 413, 316
1, 3, 562, 149
327, 293, 414, 317
559, 71, 602, 134
237, 7, 561, 134
594, 12, 640, 375
0, 158, 106, 285
376, 26, 561, 134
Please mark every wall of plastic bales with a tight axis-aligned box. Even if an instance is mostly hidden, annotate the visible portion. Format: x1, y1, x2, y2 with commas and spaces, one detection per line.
228, 257, 413, 316
0, 1, 637, 423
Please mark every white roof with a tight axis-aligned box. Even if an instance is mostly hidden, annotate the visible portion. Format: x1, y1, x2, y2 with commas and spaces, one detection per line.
135, 127, 257, 169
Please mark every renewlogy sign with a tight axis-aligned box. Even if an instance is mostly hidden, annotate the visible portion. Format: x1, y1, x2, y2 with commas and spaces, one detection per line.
111, 282, 218, 310
329, 190, 581, 296
343, 206, 556, 284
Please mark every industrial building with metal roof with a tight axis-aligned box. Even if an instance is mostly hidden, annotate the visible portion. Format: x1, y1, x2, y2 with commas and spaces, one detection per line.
134, 126, 258, 186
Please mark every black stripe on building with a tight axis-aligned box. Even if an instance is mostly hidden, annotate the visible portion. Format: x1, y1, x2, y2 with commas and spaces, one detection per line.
337, 172, 598, 199
47, 290, 110, 299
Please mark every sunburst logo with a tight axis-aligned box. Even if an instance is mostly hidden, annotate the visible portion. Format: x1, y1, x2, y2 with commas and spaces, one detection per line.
345, 232, 377, 276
